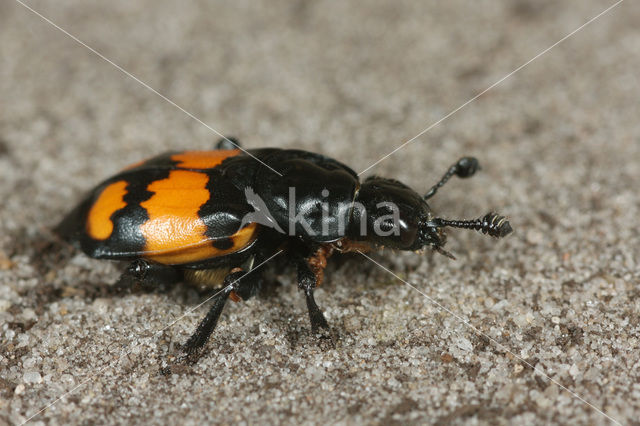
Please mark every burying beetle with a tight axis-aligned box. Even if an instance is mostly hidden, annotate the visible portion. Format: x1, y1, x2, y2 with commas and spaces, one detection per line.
57, 138, 512, 356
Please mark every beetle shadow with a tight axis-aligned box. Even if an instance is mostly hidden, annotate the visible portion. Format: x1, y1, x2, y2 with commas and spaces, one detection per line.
26, 226, 187, 307
14, 227, 117, 309
265, 254, 363, 351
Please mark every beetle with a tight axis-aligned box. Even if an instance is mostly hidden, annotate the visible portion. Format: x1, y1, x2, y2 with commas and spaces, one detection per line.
56, 137, 512, 356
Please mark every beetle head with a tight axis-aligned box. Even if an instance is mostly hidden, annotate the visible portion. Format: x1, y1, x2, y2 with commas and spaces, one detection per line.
351, 176, 434, 251
351, 176, 512, 257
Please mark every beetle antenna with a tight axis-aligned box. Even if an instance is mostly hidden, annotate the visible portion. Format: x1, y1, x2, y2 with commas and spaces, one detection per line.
424, 157, 480, 200
433, 213, 512, 238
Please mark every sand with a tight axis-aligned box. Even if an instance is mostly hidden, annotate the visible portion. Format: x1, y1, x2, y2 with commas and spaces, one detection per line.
1, 0, 639, 424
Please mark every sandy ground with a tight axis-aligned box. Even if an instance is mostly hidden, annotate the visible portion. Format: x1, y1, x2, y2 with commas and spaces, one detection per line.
1, 0, 639, 424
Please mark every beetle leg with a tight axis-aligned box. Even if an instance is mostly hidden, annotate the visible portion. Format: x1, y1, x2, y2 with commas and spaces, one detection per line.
297, 259, 330, 333
182, 267, 260, 356
112, 259, 180, 293
182, 285, 233, 355
307, 245, 333, 287
215, 136, 241, 150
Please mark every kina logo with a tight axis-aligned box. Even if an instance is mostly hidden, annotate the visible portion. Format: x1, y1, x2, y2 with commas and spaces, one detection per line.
239, 187, 285, 233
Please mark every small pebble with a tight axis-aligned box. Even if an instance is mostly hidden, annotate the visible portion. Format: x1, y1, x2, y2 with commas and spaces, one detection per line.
23, 371, 42, 384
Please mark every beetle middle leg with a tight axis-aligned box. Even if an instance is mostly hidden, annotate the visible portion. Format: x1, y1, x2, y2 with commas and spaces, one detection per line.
182, 267, 261, 357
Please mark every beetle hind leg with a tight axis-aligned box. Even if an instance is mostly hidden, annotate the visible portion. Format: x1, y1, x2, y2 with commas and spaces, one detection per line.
112, 259, 181, 294
215, 136, 241, 150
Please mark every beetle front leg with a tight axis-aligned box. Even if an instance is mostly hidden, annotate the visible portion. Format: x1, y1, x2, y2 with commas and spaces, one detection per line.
297, 259, 330, 333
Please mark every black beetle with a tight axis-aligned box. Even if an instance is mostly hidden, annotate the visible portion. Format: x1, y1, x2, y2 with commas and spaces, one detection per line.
56, 138, 512, 355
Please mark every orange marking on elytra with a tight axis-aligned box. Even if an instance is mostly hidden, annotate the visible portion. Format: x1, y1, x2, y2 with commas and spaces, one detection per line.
86, 180, 128, 240
139, 170, 257, 264
140, 170, 210, 262
171, 149, 240, 169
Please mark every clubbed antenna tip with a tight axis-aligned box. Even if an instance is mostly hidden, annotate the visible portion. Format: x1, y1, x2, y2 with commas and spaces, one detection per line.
481, 213, 513, 238
434, 213, 513, 238
424, 157, 480, 200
